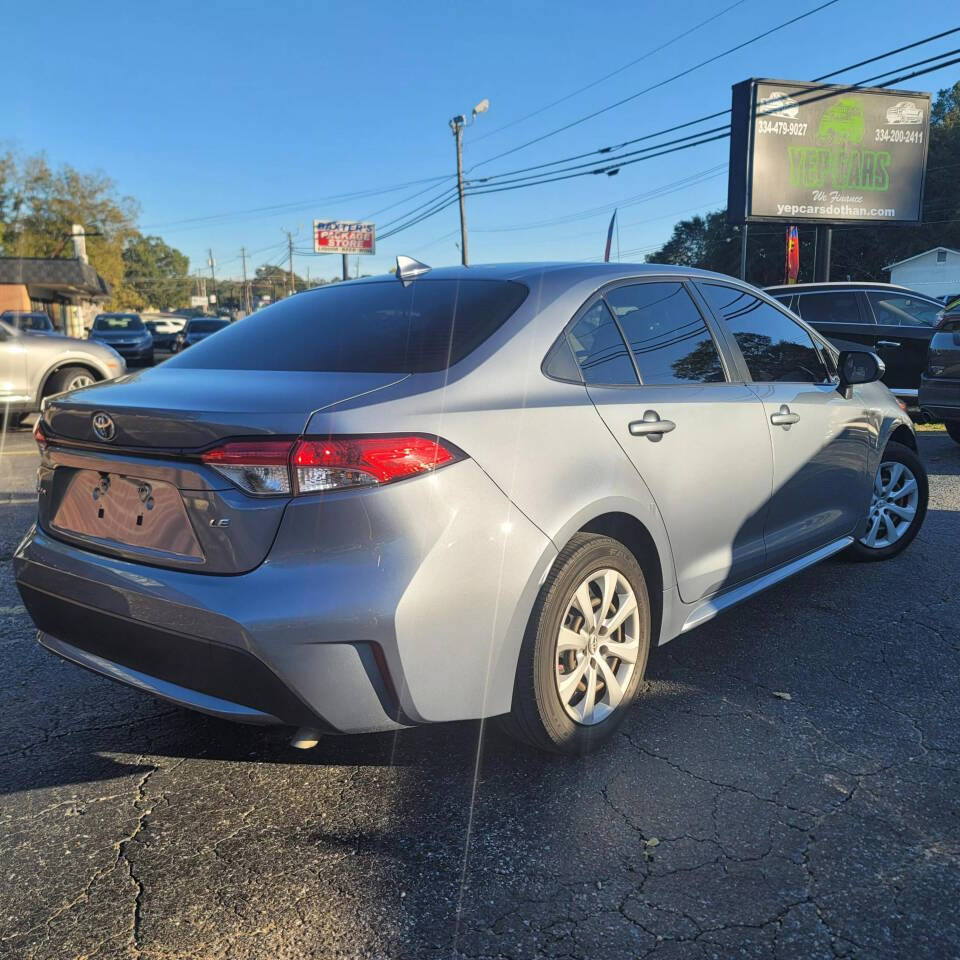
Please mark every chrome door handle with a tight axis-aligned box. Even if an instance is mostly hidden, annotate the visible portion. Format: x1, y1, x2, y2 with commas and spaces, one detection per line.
770, 404, 800, 429
628, 410, 676, 442
877, 340, 901, 348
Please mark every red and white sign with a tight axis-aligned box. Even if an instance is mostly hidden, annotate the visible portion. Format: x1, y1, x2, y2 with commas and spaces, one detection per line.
313, 220, 376, 255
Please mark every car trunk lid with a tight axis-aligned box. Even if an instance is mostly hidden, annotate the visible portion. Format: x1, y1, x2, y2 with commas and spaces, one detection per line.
38, 367, 408, 573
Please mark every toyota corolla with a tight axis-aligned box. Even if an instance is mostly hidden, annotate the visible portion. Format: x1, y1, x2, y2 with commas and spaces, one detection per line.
14, 261, 927, 754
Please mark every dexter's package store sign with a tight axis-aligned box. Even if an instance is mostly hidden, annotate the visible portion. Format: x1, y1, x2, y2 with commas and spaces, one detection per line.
728, 79, 931, 225
313, 220, 376, 255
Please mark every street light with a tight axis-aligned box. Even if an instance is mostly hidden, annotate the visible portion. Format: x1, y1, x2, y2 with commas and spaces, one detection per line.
450, 98, 489, 266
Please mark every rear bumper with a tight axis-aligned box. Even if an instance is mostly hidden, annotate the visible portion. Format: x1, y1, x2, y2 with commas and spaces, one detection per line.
14, 459, 556, 733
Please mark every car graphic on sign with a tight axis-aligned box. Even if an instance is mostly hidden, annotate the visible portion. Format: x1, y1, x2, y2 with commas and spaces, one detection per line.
818, 98, 865, 145
886, 101, 924, 125
758, 91, 800, 119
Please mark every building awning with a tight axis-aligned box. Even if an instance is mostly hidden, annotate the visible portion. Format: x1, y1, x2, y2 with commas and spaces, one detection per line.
0, 257, 111, 301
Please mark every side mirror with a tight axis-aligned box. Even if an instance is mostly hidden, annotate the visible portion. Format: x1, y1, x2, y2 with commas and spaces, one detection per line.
837, 350, 884, 398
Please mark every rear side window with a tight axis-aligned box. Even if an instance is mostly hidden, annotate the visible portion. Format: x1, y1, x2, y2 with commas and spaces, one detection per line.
167, 279, 528, 373
605, 282, 725, 385
701, 284, 829, 384
796, 292, 865, 325
867, 292, 941, 328
567, 300, 638, 386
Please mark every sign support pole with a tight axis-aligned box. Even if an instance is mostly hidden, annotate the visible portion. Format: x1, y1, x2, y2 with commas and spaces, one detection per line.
815, 226, 832, 282
739, 224, 748, 281
342, 254, 349, 282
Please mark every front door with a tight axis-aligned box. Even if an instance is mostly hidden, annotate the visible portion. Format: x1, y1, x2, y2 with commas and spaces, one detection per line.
567, 280, 773, 604
699, 283, 872, 567
0, 326, 29, 414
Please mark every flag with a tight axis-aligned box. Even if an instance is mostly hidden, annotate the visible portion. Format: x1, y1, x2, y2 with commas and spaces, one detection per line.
785, 225, 800, 284
604, 210, 617, 263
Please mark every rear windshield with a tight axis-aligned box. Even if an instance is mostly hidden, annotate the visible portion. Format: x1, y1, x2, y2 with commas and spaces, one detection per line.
188, 319, 229, 333
166, 278, 529, 373
5, 313, 51, 330
94, 315, 143, 331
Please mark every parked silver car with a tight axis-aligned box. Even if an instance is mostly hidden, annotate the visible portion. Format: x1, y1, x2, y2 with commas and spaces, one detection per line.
14, 262, 927, 754
0, 322, 126, 425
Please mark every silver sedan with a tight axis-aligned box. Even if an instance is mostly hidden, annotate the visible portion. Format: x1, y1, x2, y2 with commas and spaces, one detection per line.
14, 262, 926, 754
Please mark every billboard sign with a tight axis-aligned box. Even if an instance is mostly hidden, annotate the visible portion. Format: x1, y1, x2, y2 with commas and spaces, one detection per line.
728, 79, 931, 225
313, 220, 376, 255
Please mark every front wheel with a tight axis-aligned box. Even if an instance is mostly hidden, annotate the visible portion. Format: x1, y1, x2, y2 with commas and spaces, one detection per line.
847, 441, 928, 562
501, 533, 651, 755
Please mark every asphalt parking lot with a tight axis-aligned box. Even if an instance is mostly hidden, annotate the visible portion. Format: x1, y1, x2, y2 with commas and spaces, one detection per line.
1, 427, 958, 960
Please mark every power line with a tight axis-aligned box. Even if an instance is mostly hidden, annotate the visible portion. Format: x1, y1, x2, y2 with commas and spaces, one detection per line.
469, 0, 752, 145
467, 0, 841, 171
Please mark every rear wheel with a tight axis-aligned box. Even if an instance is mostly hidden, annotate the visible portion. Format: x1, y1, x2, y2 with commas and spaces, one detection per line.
847, 441, 927, 562
946, 420, 960, 445
501, 533, 651, 755
48, 366, 96, 395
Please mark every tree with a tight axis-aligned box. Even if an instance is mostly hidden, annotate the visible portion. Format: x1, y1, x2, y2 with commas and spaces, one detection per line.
647, 79, 960, 285
121, 235, 192, 310
0, 149, 140, 307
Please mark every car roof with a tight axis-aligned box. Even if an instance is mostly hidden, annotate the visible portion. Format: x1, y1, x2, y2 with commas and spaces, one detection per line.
765, 281, 937, 298
310, 261, 742, 289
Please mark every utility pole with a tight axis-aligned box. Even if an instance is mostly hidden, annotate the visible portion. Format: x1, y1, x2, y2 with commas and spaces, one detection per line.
207, 248, 217, 313
240, 247, 251, 314
286, 232, 295, 296
449, 98, 489, 268
451, 116, 468, 266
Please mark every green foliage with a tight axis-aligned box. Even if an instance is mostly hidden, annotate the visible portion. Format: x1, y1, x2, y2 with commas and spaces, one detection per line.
0, 149, 140, 306
122, 235, 192, 310
647, 80, 960, 286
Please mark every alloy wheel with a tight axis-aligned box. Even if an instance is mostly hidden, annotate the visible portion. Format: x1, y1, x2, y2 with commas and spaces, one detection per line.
860, 460, 919, 549
66, 373, 94, 391
555, 568, 640, 726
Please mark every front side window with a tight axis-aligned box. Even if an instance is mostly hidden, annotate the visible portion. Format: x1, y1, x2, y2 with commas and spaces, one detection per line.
604, 282, 725, 385
701, 284, 829, 384
867, 292, 941, 328
567, 300, 638, 386
796, 292, 865, 325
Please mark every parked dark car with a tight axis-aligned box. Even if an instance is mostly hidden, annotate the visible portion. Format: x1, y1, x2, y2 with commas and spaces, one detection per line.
89, 313, 154, 366
919, 305, 960, 444
1, 310, 58, 335
172, 317, 230, 351
766, 282, 943, 402
144, 320, 177, 351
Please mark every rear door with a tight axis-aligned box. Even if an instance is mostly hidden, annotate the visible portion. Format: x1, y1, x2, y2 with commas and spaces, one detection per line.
864, 290, 942, 394
699, 283, 872, 567
569, 279, 773, 603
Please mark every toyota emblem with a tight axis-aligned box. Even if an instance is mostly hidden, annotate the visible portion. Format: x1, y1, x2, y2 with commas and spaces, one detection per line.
91, 412, 116, 442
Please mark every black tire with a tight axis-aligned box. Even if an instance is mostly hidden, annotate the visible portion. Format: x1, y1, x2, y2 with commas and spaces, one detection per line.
500, 533, 651, 755
847, 441, 928, 562
48, 366, 96, 396
946, 420, 960, 445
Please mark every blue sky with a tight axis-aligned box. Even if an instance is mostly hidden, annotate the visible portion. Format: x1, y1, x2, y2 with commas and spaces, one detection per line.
9, 0, 957, 282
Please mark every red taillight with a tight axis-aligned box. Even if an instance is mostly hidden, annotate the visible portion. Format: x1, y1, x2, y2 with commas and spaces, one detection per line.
200, 436, 458, 496
292, 436, 457, 493
33, 419, 47, 451
201, 439, 295, 495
